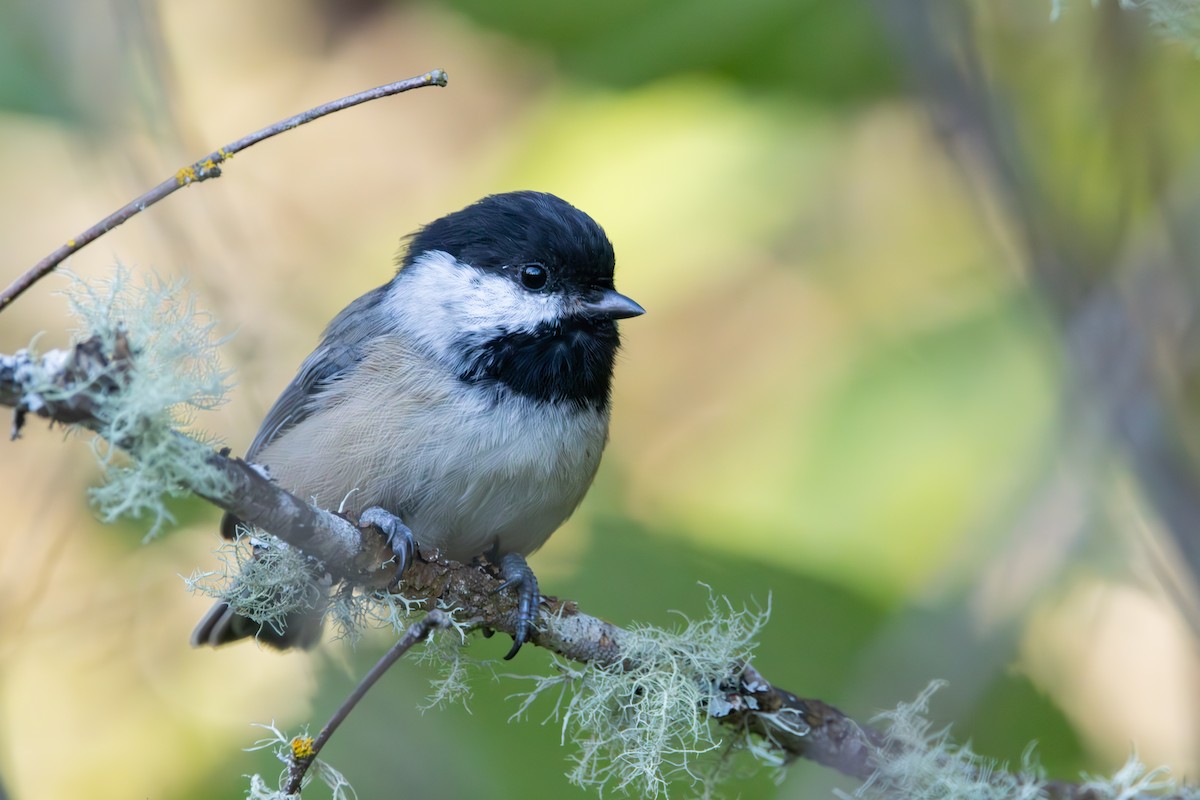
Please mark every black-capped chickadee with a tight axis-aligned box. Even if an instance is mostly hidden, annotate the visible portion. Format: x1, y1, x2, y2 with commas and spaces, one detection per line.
191, 191, 643, 658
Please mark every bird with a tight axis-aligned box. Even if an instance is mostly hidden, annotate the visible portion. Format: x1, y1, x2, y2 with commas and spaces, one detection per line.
191, 190, 643, 658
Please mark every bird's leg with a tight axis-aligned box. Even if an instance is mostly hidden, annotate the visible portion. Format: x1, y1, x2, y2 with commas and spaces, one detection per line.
358, 507, 417, 589
494, 552, 541, 660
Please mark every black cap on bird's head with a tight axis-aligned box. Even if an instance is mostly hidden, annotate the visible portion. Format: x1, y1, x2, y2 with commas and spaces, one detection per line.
401, 191, 644, 321
393, 191, 644, 408
405, 191, 612, 280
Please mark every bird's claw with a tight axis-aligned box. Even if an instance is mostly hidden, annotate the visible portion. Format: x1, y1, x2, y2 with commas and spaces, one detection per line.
358, 506, 416, 590
495, 552, 540, 660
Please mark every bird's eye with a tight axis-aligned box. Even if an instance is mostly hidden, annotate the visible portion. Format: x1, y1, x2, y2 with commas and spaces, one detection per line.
519, 263, 549, 291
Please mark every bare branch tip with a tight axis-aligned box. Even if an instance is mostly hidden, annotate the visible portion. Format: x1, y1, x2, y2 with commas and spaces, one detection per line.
5, 70, 446, 315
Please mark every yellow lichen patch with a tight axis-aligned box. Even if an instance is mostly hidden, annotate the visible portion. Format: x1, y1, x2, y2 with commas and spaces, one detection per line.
290, 736, 316, 760
175, 166, 197, 185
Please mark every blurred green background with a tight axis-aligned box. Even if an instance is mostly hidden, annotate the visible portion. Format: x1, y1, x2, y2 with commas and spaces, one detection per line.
1, 1, 1198, 798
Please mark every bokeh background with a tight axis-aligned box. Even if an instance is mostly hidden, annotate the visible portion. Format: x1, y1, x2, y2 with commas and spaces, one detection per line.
2, 1, 1199, 798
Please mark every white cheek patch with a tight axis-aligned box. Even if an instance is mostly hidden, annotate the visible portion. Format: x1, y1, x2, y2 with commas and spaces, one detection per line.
385, 250, 565, 364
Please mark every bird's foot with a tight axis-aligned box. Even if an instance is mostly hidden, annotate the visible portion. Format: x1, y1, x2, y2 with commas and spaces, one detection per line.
358, 507, 416, 590
494, 552, 541, 660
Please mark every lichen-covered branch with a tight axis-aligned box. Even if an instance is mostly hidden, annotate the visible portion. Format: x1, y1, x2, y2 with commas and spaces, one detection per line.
4, 333, 1195, 800
1, 339, 372, 570
0, 334, 880, 778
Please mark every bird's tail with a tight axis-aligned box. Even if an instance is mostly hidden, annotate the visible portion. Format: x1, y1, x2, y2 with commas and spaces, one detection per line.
195, 512, 329, 650
190, 596, 327, 650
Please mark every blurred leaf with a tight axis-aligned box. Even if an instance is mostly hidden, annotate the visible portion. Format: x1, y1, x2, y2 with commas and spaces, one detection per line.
499, 78, 837, 306
790, 295, 1056, 596
964, 673, 1088, 779
570, 515, 888, 697
642, 293, 1057, 604
967, 5, 1200, 271
440, 0, 898, 102
0, 1, 79, 121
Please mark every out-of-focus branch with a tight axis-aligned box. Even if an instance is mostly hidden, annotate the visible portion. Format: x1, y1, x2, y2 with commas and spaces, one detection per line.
0, 70, 448, 315
874, 0, 1200, 613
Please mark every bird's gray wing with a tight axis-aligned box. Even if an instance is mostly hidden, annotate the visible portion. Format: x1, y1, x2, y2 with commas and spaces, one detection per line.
245, 284, 393, 460
245, 340, 361, 459
222, 285, 393, 539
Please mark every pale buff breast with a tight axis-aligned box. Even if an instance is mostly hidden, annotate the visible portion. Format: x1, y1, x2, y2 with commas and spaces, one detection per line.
253, 336, 609, 561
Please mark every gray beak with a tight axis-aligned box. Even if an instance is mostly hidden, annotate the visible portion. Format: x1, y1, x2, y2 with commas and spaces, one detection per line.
581, 289, 645, 320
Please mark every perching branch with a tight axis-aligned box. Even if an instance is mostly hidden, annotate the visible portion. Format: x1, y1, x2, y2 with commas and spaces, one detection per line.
2, 336, 1191, 800
0, 335, 880, 777
0, 70, 447, 315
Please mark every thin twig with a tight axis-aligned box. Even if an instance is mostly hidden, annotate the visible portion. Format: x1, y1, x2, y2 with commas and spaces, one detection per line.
284, 611, 451, 794
0, 69, 448, 315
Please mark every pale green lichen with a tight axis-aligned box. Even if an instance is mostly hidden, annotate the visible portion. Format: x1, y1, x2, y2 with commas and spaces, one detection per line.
58, 267, 233, 538
1079, 757, 1199, 800
841, 682, 1200, 800
245, 722, 356, 800
414, 621, 485, 714
1137, 0, 1200, 47
187, 531, 325, 637
189, 531, 475, 651
843, 682, 1045, 800
326, 585, 425, 645
1050, 0, 1138, 21
1051, 0, 1200, 52
507, 590, 771, 798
